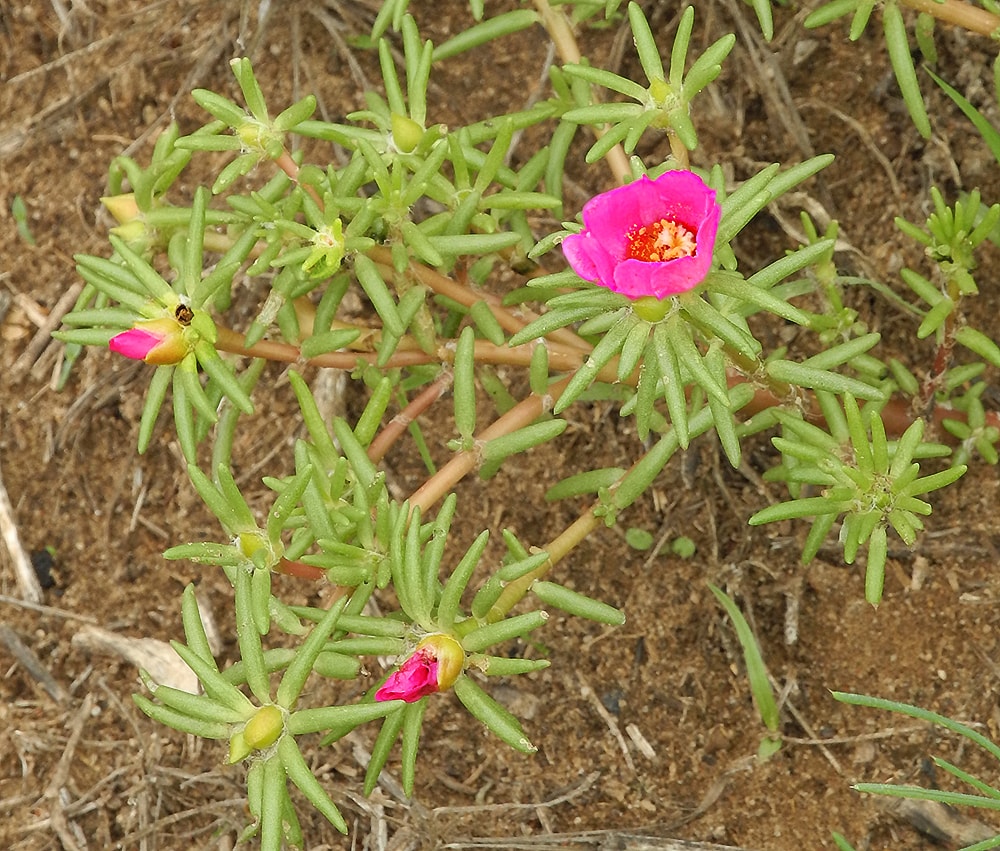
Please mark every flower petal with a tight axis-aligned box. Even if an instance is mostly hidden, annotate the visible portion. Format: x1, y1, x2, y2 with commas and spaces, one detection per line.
614, 255, 710, 299
375, 649, 438, 703
109, 328, 164, 360
562, 169, 721, 300
562, 231, 617, 286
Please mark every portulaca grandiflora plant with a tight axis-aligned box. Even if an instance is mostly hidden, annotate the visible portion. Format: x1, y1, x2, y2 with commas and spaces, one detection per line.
55, 0, 1000, 846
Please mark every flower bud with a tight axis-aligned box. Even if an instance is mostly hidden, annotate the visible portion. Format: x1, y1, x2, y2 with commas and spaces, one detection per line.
391, 113, 424, 154
375, 633, 465, 703
243, 704, 284, 750
109, 317, 190, 365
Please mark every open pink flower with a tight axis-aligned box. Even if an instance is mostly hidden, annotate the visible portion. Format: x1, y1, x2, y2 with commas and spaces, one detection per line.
562, 170, 720, 300
109, 317, 189, 365
375, 634, 464, 703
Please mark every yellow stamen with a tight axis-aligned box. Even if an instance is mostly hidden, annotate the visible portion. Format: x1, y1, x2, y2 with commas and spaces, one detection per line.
624, 218, 696, 263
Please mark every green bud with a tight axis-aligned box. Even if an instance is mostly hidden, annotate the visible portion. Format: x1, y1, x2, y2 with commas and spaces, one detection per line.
243, 704, 284, 751
391, 113, 424, 153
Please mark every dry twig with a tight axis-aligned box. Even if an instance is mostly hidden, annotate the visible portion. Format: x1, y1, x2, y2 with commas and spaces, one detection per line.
0, 454, 43, 604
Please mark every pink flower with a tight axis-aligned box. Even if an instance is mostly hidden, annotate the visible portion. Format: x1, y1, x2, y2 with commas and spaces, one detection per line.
561, 170, 720, 300
375, 634, 464, 703
109, 317, 189, 365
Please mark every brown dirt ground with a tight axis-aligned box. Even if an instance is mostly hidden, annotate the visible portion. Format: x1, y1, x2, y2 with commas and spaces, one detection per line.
2, 2, 1000, 850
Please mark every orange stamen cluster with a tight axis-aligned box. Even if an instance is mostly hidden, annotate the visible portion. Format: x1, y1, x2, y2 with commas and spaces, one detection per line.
624, 218, 697, 263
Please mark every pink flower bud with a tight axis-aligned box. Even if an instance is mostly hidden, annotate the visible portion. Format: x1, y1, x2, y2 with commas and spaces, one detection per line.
109, 317, 190, 365
561, 170, 721, 301
375, 633, 464, 703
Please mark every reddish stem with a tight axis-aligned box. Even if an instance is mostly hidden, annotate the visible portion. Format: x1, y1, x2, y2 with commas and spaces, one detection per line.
368, 373, 454, 464
901, 0, 1000, 36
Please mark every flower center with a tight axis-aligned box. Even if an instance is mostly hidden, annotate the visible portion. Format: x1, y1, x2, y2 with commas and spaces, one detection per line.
624, 218, 696, 263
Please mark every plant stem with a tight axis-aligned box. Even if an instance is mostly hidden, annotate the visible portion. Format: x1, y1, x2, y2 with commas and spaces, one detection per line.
489, 504, 604, 621
532, 0, 631, 184
214, 326, 587, 372
368, 373, 454, 464
409, 376, 572, 513
901, 0, 1000, 36
368, 247, 592, 355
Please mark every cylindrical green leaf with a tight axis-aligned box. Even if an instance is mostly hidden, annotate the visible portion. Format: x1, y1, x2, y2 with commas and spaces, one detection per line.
142, 673, 250, 724
276, 596, 347, 709
192, 88, 248, 126
681, 34, 736, 100
531, 581, 625, 626
668, 5, 695, 89
258, 753, 284, 851
955, 326, 1000, 369
364, 707, 407, 794
180, 584, 216, 665
353, 254, 404, 337
476, 656, 550, 676
425, 232, 523, 256
883, 0, 931, 138
865, 524, 888, 605
628, 2, 666, 85
554, 310, 634, 413
481, 419, 567, 463
804, 0, 857, 28
438, 529, 490, 630
454, 326, 477, 440
399, 699, 427, 797
279, 735, 348, 834
195, 343, 254, 415
545, 468, 626, 502
170, 640, 253, 714
234, 569, 270, 703
453, 675, 536, 753
132, 694, 232, 739
330, 418, 378, 489
469, 300, 506, 346
288, 700, 403, 735
749, 496, 844, 525
653, 322, 689, 448
765, 360, 885, 401
461, 610, 549, 654
137, 365, 173, 454
273, 95, 317, 132
432, 10, 540, 60
562, 63, 649, 102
